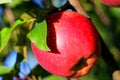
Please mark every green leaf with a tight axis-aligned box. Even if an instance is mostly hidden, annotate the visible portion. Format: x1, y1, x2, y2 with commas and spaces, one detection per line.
0, 19, 30, 52
28, 20, 50, 51
0, 0, 12, 4
0, 28, 11, 52
43, 75, 66, 80
0, 66, 12, 75
6, 0, 23, 8
11, 18, 30, 31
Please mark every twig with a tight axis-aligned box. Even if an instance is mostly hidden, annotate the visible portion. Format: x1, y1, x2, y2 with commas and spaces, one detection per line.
23, 45, 27, 59
68, 0, 89, 18
100, 37, 120, 80
91, 0, 111, 26
5, 7, 15, 26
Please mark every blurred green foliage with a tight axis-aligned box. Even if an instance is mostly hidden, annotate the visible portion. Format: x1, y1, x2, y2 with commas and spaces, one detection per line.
0, 0, 120, 80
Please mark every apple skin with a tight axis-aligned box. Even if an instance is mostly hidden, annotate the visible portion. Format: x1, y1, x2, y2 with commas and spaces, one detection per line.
31, 11, 101, 78
101, 0, 120, 7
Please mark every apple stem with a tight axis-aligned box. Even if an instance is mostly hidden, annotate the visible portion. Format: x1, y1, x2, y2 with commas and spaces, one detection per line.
100, 37, 120, 80
68, 0, 89, 18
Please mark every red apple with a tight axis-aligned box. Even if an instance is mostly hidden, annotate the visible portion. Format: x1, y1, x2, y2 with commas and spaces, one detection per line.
101, 0, 120, 7
31, 11, 101, 78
